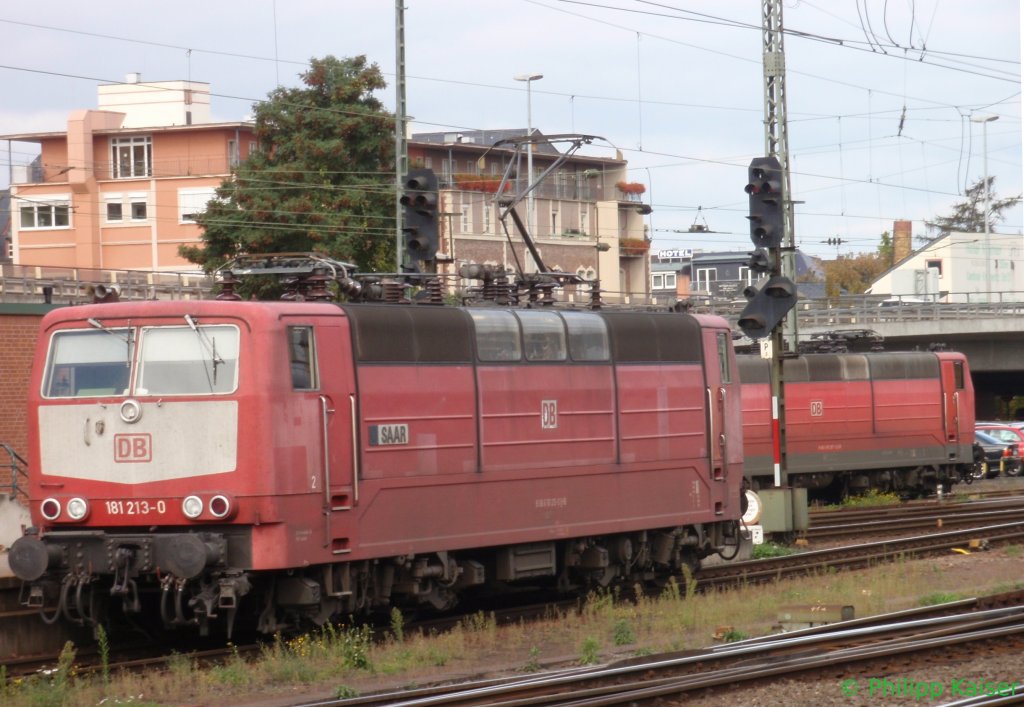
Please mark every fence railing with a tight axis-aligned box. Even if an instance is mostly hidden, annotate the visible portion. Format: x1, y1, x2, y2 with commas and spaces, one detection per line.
1, 444, 28, 502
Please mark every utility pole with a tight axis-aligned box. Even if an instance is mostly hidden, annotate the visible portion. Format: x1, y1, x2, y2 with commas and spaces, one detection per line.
761, 0, 794, 488
394, 0, 408, 271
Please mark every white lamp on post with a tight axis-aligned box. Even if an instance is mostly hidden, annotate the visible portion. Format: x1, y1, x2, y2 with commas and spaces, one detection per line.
514, 73, 543, 246
971, 113, 998, 301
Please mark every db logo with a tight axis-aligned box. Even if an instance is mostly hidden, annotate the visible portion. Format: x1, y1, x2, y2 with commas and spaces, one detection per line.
541, 400, 558, 429
114, 434, 152, 462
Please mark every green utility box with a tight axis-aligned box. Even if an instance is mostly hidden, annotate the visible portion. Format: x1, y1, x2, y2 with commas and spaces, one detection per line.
759, 487, 808, 534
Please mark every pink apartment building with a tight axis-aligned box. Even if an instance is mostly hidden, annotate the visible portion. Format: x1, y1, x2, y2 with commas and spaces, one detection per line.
4, 76, 254, 272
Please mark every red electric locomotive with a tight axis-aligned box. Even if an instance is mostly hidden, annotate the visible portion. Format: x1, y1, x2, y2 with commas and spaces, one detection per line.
739, 351, 976, 501
9, 296, 744, 636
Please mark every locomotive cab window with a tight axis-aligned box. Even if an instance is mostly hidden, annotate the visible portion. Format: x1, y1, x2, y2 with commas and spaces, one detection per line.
954, 360, 965, 389
717, 331, 731, 383
136, 324, 239, 395
43, 329, 134, 397
516, 310, 567, 362
289, 326, 318, 390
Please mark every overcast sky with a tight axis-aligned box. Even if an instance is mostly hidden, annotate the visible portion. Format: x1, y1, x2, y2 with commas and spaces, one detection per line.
1, 1, 1020, 259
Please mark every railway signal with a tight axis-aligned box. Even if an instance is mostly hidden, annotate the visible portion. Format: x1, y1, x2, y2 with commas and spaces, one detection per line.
400, 168, 439, 265
745, 157, 784, 249
737, 274, 797, 340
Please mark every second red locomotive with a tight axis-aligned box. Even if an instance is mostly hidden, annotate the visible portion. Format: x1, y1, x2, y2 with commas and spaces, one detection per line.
739, 351, 976, 501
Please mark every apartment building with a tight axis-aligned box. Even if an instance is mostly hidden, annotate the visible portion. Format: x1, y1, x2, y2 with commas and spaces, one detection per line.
410, 130, 651, 303
4, 75, 254, 273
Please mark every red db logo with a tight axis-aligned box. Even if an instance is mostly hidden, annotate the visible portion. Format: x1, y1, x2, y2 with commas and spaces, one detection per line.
114, 434, 152, 462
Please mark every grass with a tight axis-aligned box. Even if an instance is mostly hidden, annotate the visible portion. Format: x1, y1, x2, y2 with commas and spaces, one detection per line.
822, 489, 903, 510
3, 549, 1018, 706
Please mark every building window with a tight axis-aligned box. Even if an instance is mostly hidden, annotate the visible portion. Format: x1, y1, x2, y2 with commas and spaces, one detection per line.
178, 187, 217, 223
460, 203, 471, 234
104, 192, 149, 223
738, 266, 754, 285
106, 201, 123, 222
228, 139, 240, 168
551, 207, 560, 236
696, 267, 717, 292
580, 205, 589, 235
19, 197, 71, 229
926, 259, 943, 277
665, 273, 677, 289
652, 273, 664, 289
110, 136, 152, 179
482, 203, 492, 235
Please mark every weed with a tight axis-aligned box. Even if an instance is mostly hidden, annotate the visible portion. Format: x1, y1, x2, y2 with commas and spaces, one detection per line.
841, 489, 901, 508
752, 542, 794, 559
611, 618, 635, 646
721, 629, 749, 642
1004, 544, 1022, 558
335, 623, 374, 671
390, 607, 405, 643
524, 646, 542, 673
578, 636, 600, 665
97, 624, 111, 686
919, 592, 963, 606
336, 685, 360, 699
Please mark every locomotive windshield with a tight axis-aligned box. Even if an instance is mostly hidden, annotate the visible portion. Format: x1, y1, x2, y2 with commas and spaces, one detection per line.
42, 323, 239, 398
43, 328, 133, 397
136, 325, 239, 395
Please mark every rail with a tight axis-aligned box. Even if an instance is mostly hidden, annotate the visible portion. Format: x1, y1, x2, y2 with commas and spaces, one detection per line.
1, 444, 28, 502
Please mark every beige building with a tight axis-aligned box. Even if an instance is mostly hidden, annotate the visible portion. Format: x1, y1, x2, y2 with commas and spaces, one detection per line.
4, 75, 255, 273
410, 130, 652, 303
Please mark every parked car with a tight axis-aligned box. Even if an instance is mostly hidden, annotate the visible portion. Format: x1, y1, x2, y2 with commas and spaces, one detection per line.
974, 430, 1022, 478
976, 423, 1024, 449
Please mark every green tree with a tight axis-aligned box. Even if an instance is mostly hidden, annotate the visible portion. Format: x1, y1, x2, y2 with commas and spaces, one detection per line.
823, 233, 894, 297
877, 230, 893, 267
920, 176, 1019, 243
181, 55, 396, 275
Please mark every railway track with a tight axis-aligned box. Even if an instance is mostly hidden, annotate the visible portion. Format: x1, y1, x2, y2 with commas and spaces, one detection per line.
805, 495, 1024, 542
701, 520, 1024, 588
318, 592, 1024, 706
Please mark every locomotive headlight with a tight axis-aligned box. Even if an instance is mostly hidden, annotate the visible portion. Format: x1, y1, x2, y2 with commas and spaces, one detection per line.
40, 498, 61, 521
66, 497, 89, 521
208, 494, 232, 519
182, 495, 203, 519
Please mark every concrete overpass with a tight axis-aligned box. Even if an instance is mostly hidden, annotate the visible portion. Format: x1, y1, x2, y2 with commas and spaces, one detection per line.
792, 300, 1024, 419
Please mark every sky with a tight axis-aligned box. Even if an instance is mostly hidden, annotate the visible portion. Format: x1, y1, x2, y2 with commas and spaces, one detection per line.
0, 0, 1020, 260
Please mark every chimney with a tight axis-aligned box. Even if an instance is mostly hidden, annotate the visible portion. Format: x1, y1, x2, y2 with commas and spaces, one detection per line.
893, 220, 912, 264
126, 73, 141, 84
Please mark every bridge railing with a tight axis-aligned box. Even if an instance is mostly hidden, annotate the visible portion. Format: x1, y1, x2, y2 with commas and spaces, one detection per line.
0, 263, 213, 304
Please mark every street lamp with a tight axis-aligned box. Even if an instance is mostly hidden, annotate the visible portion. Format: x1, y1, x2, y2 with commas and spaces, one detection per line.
971, 113, 999, 301
514, 73, 543, 248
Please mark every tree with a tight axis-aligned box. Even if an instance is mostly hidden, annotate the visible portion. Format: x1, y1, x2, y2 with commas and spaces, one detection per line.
920, 176, 1020, 243
181, 55, 396, 276
822, 233, 893, 297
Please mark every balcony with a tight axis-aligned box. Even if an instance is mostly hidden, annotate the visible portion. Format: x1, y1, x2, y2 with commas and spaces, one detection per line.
619, 238, 650, 257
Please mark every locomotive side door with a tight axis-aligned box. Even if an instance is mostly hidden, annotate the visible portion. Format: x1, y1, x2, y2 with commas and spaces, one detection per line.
286, 317, 357, 556
940, 357, 966, 446
701, 327, 734, 479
